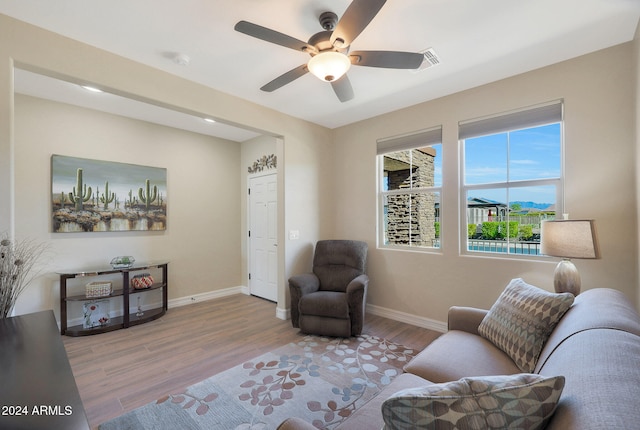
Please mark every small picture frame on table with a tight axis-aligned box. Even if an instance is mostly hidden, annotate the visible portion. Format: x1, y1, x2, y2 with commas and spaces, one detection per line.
83, 300, 111, 329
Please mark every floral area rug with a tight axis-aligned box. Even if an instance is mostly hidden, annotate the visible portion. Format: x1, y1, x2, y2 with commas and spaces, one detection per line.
99, 334, 415, 430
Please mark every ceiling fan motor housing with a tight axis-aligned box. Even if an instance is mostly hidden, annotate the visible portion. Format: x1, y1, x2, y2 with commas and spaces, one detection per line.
319, 12, 338, 31
308, 31, 342, 53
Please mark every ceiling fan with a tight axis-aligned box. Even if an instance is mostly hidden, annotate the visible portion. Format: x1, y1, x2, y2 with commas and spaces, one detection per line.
234, 0, 424, 102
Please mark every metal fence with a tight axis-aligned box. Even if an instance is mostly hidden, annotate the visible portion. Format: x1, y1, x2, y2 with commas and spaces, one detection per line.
467, 239, 542, 255
484, 214, 555, 226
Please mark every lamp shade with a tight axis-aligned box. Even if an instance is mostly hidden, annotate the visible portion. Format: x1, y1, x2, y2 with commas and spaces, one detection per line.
307, 51, 351, 82
540, 219, 599, 259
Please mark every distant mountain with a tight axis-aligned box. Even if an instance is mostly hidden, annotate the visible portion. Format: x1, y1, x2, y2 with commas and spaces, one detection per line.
510, 201, 553, 210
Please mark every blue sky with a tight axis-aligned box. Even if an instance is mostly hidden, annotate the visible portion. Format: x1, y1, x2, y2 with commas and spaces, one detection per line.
463, 123, 561, 205
388, 122, 560, 206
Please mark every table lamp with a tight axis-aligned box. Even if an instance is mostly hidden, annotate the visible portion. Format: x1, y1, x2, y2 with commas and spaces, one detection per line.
540, 218, 599, 295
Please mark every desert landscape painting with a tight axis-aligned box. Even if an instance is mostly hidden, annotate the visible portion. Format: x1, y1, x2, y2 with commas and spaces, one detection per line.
51, 155, 167, 233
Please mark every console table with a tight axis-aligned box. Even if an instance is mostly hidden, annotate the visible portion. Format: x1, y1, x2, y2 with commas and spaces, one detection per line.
0, 310, 90, 430
59, 261, 168, 336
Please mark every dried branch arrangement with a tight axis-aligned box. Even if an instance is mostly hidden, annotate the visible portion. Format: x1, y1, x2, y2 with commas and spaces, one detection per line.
0, 234, 48, 318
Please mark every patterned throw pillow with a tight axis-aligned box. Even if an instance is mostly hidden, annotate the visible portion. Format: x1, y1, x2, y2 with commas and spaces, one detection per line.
381, 374, 565, 430
477, 278, 574, 373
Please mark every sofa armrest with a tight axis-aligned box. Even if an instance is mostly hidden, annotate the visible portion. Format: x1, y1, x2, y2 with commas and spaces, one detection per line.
276, 417, 317, 430
447, 306, 488, 335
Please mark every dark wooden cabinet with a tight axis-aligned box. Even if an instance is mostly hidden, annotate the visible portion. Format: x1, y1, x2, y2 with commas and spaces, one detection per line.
0, 310, 90, 430
59, 262, 168, 336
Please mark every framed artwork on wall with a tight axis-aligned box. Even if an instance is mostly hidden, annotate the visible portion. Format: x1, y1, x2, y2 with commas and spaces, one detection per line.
51, 155, 167, 233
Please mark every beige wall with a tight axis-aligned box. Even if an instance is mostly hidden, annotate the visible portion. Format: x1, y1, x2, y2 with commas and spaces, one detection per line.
14, 94, 243, 315
334, 42, 639, 321
0, 14, 334, 317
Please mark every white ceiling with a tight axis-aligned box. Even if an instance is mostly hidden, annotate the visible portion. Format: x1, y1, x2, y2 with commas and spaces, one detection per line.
2, 0, 640, 141
13, 69, 264, 142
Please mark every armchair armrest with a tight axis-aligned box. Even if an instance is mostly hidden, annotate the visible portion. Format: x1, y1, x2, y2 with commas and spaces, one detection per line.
289, 273, 320, 328
346, 274, 369, 295
289, 273, 320, 296
447, 306, 488, 335
346, 274, 369, 336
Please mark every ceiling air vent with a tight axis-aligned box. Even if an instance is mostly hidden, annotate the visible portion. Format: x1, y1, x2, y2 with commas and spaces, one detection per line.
414, 48, 441, 72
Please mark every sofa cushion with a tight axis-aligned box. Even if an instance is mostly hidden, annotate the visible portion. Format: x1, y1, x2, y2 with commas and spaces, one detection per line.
478, 278, 574, 372
381, 374, 565, 430
403, 330, 520, 383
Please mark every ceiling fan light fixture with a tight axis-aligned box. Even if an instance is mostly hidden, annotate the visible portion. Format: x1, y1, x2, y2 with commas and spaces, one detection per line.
307, 51, 351, 82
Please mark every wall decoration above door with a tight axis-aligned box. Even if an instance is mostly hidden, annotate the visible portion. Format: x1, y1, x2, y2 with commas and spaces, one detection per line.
247, 154, 277, 174
51, 155, 167, 233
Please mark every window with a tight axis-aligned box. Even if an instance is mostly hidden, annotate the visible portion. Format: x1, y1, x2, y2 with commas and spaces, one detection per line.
460, 101, 563, 256
377, 127, 442, 250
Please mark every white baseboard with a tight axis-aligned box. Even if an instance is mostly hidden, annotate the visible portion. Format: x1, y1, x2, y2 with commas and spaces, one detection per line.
366, 304, 447, 333
169, 286, 246, 308
276, 306, 290, 321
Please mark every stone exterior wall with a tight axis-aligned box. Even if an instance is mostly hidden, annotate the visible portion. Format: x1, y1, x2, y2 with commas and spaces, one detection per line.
384, 147, 437, 246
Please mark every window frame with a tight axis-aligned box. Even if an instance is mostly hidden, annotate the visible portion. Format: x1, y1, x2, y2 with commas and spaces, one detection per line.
376, 126, 443, 252
459, 101, 564, 258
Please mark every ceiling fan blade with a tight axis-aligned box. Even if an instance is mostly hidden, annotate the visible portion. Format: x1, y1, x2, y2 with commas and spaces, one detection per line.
260, 64, 309, 92
331, 74, 354, 102
330, 0, 387, 48
350, 50, 424, 69
235, 21, 316, 53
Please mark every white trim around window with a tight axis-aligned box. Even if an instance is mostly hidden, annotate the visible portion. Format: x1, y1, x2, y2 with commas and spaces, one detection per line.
459, 100, 564, 258
377, 126, 443, 252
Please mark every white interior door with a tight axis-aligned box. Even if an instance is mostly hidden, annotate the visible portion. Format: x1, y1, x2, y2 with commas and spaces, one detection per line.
248, 173, 278, 302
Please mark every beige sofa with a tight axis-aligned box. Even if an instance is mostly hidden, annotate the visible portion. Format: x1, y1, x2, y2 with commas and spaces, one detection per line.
278, 286, 640, 429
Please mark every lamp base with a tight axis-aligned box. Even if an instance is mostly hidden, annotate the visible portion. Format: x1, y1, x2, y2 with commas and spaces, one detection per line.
553, 259, 581, 296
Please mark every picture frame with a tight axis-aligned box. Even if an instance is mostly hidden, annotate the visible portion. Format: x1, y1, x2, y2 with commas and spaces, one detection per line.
83, 300, 111, 329
51, 155, 167, 233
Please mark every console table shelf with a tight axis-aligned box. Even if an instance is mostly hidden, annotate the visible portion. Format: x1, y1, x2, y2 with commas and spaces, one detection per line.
65, 288, 125, 302
59, 262, 168, 336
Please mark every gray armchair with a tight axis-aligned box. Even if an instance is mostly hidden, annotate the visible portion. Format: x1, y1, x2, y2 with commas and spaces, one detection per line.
289, 240, 368, 337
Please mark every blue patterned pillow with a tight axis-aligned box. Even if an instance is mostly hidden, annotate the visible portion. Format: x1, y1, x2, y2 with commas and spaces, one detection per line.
478, 278, 574, 372
382, 374, 565, 430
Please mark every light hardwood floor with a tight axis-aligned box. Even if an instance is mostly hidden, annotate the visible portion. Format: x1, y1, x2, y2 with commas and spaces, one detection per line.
63, 294, 441, 429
